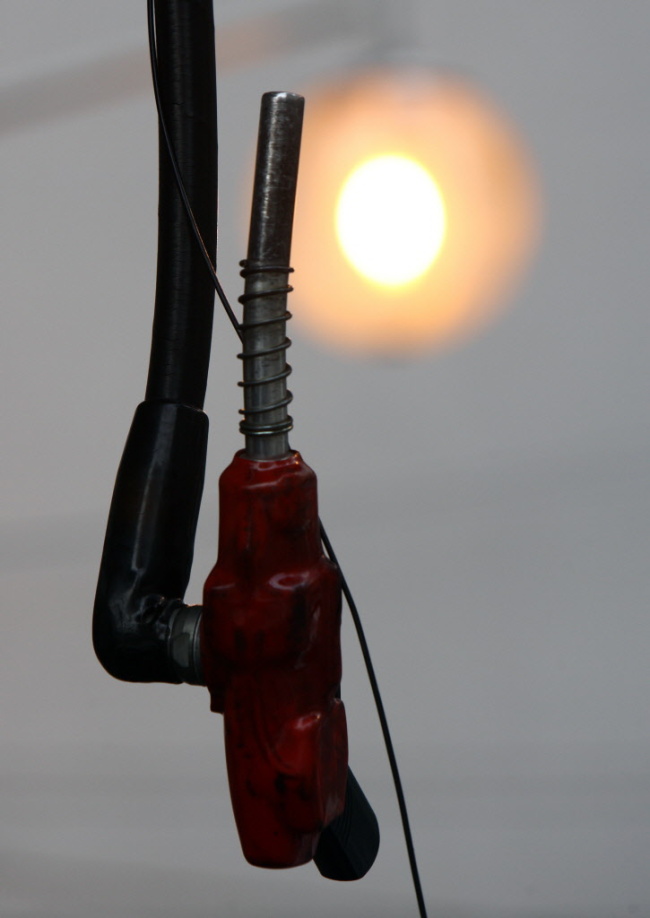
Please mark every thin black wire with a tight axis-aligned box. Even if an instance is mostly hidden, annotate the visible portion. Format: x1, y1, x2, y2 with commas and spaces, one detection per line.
319, 524, 428, 917
146, 0, 242, 341
147, 3, 428, 914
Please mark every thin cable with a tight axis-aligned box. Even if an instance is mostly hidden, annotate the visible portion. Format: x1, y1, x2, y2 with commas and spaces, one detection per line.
147, 0, 242, 340
147, 4, 427, 914
320, 523, 429, 918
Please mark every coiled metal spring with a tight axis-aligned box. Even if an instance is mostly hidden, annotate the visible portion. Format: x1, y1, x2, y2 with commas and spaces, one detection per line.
237, 260, 294, 452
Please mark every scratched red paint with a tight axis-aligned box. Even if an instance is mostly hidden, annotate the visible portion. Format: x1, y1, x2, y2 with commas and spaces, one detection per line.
202, 450, 347, 868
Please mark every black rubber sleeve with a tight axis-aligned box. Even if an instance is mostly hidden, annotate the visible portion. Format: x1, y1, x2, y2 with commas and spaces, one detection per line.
93, 401, 207, 682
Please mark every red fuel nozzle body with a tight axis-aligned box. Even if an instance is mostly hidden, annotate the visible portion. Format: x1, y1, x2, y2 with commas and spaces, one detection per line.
201, 450, 348, 868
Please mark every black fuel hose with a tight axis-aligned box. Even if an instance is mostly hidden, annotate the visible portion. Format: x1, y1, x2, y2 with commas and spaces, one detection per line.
93, 0, 216, 683
146, 0, 217, 408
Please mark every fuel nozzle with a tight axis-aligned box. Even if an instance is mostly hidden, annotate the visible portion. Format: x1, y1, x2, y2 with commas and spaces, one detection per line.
201, 92, 378, 877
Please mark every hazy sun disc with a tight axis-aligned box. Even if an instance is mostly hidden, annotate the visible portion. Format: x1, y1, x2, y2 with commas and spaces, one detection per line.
335, 154, 447, 287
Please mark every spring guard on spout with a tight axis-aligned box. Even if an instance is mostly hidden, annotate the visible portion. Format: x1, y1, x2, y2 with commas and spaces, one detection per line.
93, 0, 378, 883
